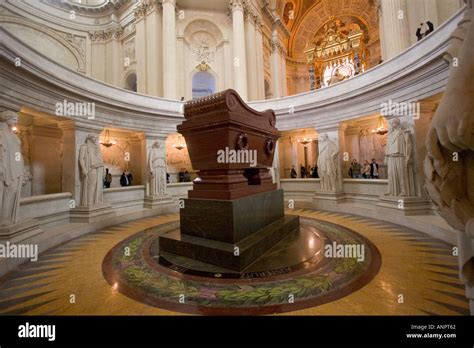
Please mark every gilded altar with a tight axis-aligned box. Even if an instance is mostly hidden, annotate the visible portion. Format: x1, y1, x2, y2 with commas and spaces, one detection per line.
305, 18, 368, 89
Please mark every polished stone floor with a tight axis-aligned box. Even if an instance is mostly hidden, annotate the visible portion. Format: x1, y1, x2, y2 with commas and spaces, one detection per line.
0, 210, 469, 315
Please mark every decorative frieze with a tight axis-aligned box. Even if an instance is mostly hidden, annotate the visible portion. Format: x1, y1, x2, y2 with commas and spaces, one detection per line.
134, 0, 162, 21
229, 0, 245, 12
88, 27, 123, 42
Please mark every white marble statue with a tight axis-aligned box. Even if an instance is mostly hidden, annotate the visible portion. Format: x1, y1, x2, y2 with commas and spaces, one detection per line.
384, 118, 411, 196
317, 133, 340, 191
78, 134, 104, 207
147, 140, 167, 197
0, 111, 25, 226
424, 0, 474, 313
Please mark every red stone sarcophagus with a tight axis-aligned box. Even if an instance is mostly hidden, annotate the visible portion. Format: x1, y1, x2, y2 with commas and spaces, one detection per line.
178, 89, 279, 200
159, 89, 299, 273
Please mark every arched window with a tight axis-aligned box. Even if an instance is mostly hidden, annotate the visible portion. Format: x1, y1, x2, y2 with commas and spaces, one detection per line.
192, 71, 216, 99
124, 73, 137, 92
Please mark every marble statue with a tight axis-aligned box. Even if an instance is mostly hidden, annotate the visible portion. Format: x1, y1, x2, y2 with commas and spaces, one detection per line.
384, 118, 411, 196
0, 111, 25, 226
147, 140, 167, 197
317, 133, 340, 191
424, 0, 474, 313
78, 134, 104, 207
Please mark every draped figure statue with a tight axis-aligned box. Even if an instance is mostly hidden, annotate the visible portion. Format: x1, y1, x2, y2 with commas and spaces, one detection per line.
147, 140, 167, 197
317, 133, 340, 191
384, 118, 411, 196
78, 134, 104, 207
0, 111, 24, 226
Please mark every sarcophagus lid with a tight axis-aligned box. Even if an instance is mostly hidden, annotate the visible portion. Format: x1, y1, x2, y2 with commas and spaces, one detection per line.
179, 89, 280, 170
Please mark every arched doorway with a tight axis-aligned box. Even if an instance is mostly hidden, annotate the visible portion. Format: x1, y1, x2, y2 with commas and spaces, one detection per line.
192, 71, 216, 99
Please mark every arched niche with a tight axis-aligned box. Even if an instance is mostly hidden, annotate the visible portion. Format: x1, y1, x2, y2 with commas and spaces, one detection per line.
180, 17, 225, 99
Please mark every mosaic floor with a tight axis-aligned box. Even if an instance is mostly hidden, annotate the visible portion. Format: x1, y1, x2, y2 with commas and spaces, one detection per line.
0, 210, 469, 315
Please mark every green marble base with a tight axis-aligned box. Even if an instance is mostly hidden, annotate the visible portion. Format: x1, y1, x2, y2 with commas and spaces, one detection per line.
180, 189, 285, 243
159, 214, 300, 272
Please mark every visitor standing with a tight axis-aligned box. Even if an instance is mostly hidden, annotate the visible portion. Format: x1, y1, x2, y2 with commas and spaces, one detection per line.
104, 168, 112, 188
351, 159, 362, 178
361, 160, 371, 178
290, 165, 297, 178
370, 158, 379, 179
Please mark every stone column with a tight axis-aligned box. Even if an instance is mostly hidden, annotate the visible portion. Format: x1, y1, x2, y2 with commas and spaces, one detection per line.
162, 0, 177, 99
255, 19, 266, 100
271, 26, 282, 98
105, 27, 122, 87
177, 35, 185, 100
223, 39, 232, 88
380, 0, 411, 60
281, 48, 288, 97
244, 7, 258, 101
58, 120, 76, 196
230, 0, 248, 100
134, 6, 147, 94
146, 3, 163, 97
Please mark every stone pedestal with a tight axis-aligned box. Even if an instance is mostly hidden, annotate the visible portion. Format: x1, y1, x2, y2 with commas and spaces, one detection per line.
312, 191, 346, 210
376, 196, 434, 216
0, 219, 43, 242
70, 204, 115, 223
159, 189, 299, 272
143, 195, 173, 209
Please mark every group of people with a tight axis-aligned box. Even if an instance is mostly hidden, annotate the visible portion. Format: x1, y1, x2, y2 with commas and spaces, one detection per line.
178, 168, 191, 182
416, 21, 434, 41
290, 165, 319, 178
348, 159, 379, 179
103, 168, 134, 188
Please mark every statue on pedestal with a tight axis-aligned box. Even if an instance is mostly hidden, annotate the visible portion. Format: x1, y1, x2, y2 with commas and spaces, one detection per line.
147, 140, 167, 197
385, 118, 410, 196
78, 134, 104, 207
317, 133, 340, 191
0, 111, 25, 226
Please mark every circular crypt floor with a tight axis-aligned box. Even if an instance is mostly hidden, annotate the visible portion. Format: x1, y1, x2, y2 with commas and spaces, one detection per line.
0, 209, 469, 315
